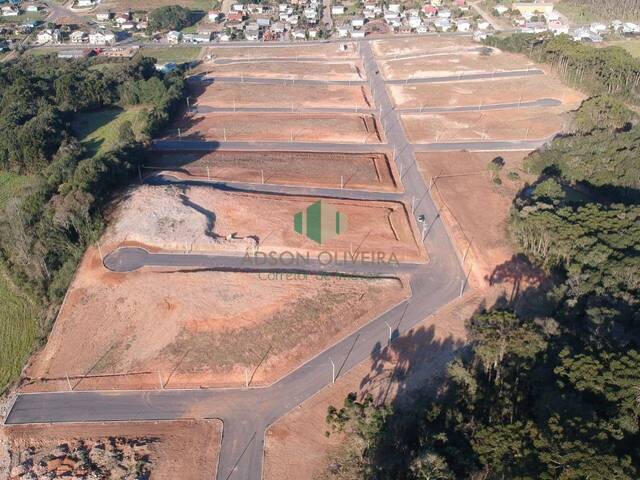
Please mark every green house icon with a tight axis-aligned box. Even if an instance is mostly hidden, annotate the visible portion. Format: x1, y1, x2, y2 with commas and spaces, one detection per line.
294, 200, 347, 244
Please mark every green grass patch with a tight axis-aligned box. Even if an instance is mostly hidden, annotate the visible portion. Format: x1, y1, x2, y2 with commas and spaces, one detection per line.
605, 40, 640, 58
555, 1, 600, 23
72, 107, 147, 156
0, 12, 46, 24
0, 267, 41, 394
141, 46, 201, 63
0, 171, 42, 394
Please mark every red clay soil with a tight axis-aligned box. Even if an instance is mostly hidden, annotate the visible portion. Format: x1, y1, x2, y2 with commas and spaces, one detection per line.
402, 107, 570, 142
203, 43, 360, 60
22, 247, 410, 392
192, 82, 373, 109
371, 36, 477, 57
173, 112, 384, 143
146, 151, 402, 192
389, 74, 586, 109
201, 60, 366, 81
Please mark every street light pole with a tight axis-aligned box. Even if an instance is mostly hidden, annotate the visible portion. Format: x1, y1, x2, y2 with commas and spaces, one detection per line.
330, 358, 335, 383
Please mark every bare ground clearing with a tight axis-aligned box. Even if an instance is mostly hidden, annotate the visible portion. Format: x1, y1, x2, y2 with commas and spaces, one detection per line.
389, 74, 585, 109
200, 60, 365, 81
2, 420, 222, 480
202, 43, 360, 60
23, 248, 409, 391
100, 185, 425, 262
402, 107, 569, 142
379, 50, 538, 80
371, 36, 477, 57
147, 151, 401, 192
174, 112, 384, 143
192, 82, 373, 109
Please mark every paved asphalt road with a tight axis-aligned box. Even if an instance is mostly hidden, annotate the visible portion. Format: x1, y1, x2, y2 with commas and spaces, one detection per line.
7, 40, 553, 480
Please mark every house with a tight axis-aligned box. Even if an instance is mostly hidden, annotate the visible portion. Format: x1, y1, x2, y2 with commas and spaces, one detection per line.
408, 16, 421, 29
351, 17, 364, 28
590, 22, 607, 33
257, 17, 270, 27
416, 24, 428, 33
183, 32, 211, 43
331, 5, 345, 15
226, 11, 243, 23
271, 21, 285, 33
434, 17, 451, 31
70, 30, 87, 42
388, 3, 401, 13
477, 20, 490, 30
286, 14, 298, 25
25, 4, 43, 12
512, 1, 554, 16
623, 22, 640, 34
208, 10, 221, 22
494, 5, 508, 15
155, 62, 177, 73
292, 29, 305, 39
548, 20, 568, 35
245, 22, 259, 40
455, 0, 465, 5
437, 8, 451, 18
337, 25, 349, 37
422, 5, 437, 16
456, 19, 471, 31
1, 5, 19, 15
115, 13, 130, 25
308, 29, 317, 38
232, 4, 244, 12
166, 30, 182, 43
279, 3, 288, 12
351, 29, 365, 38
219, 33, 231, 41
96, 11, 112, 21
77, 0, 94, 7
247, 3, 265, 13
37, 29, 60, 43
89, 29, 116, 44
544, 9, 560, 21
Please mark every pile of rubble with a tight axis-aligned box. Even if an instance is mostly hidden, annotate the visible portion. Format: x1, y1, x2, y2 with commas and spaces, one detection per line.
9, 436, 155, 479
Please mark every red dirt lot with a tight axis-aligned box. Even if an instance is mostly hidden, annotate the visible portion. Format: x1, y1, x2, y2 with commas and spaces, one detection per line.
402, 107, 569, 142
202, 60, 366, 81
193, 82, 373, 109
203, 43, 360, 60
2, 420, 222, 480
174, 112, 384, 143
147, 151, 402, 192
371, 36, 477, 57
379, 50, 538, 80
100, 185, 426, 263
389, 75, 586, 109
23, 247, 410, 391
416, 150, 535, 287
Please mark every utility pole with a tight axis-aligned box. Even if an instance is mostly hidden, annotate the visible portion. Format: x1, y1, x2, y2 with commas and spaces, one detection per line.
330, 358, 335, 383
261, 169, 265, 184
460, 267, 472, 297
66, 373, 72, 391
158, 372, 164, 389
245, 368, 249, 388
96, 240, 104, 263
207, 166, 211, 180
384, 320, 392, 344
462, 237, 473, 264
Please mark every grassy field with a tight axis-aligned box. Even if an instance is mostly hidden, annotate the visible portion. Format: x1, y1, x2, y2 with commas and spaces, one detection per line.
72, 107, 147, 156
0, 171, 42, 394
141, 46, 202, 63
605, 40, 640, 58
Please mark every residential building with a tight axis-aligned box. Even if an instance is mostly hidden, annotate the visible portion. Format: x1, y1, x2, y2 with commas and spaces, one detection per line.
89, 29, 116, 44
37, 28, 61, 44
166, 30, 182, 44
331, 5, 345, 15
70, 30, 87, 42
96, 11, 112, 21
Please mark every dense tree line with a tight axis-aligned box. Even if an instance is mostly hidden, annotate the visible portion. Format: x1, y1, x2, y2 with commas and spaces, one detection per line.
146, 5, 194, 33
322, 85, 640, 479
0, 55, 186, 305
485, 33, 640, 103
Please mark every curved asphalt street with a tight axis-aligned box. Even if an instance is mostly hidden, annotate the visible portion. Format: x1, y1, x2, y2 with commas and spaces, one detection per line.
6, 40, 554, 480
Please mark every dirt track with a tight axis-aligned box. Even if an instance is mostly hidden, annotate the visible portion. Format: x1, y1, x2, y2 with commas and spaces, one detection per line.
148, 151, 401, 192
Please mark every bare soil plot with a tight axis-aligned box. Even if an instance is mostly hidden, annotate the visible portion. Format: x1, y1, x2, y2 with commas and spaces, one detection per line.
379, 50, 538, 80
264, 291, 478, 480
201, 60, 365, 81
148, 151, 401, 192
23, 248, 409, 391
389, 74, 586, 109
100, 185, 426, 263
371, 36, 477, 57
2, 420, 221, 480
203, 43, 359, 60
193, 83, 373, 110
402, 107, 569, 142
175, 112, 384, 143
416, 151, 535, 286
